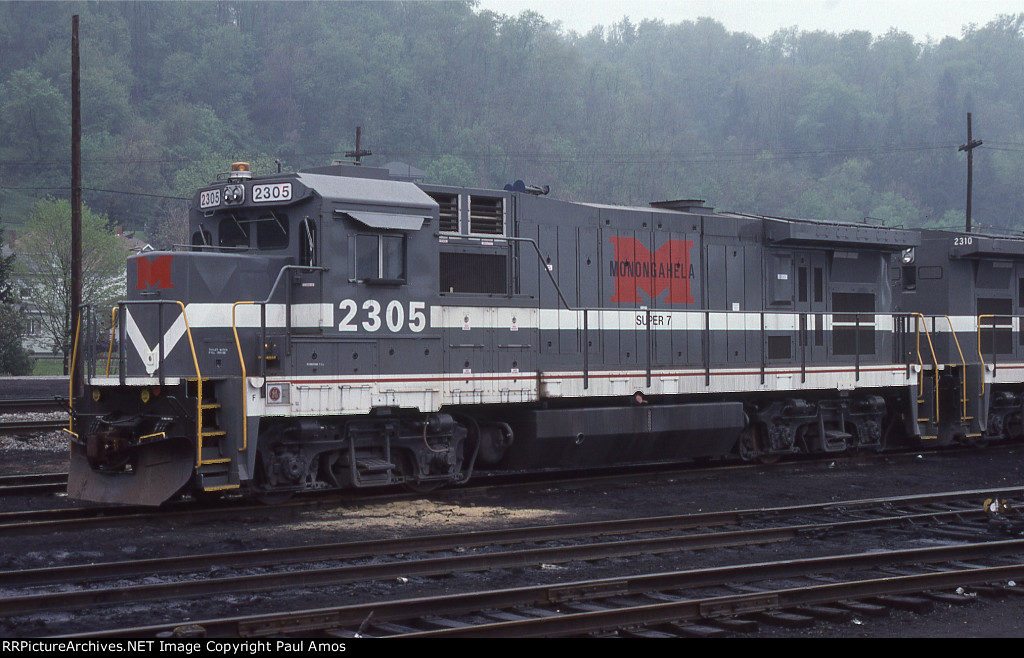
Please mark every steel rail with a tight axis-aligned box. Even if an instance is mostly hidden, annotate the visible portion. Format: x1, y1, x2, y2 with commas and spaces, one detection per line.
63, 538, 1024, 638
0, 490, 1014, 618
0, 473, 67, 496
0, 419, 66, 435
0, 490, 997, 591
0, 398, 66, 412
394, 560, 1024, 638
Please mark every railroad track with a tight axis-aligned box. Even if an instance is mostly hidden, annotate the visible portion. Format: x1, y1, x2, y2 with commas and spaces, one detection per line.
0, 396, 69, 437
0, 450, 1001, 532
0, 473, 67, 496
0, 419, 66, 435
0, 398, 66, 413
0, 455, 770, 529
231, 543, 1024, 638
9, 486, 1024, 637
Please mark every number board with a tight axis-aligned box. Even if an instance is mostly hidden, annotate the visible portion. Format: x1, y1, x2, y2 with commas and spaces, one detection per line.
199, 189, 221, 209
252, 182, 292, 203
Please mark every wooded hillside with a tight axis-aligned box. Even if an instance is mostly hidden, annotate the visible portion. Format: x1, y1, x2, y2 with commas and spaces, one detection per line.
1, 1, 1022, 241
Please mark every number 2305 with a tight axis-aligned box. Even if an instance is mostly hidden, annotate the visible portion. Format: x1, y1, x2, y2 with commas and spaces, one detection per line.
338, 299, 426, 333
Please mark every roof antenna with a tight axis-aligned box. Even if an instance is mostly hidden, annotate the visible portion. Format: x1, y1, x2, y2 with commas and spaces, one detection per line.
345, 126, 372, 165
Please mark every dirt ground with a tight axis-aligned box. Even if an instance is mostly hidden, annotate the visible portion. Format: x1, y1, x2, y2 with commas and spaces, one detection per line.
4, 430, 1024, 637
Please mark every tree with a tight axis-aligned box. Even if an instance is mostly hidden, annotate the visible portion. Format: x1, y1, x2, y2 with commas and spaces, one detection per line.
425, 154, 476, 186
0, 67, 68, 156
144, 200, 190, 251
15, 199, 129, 374
0, 214, 31, 375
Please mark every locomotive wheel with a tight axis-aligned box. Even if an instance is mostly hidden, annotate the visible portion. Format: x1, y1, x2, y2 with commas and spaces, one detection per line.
739, 424, 779, 463
253, 449, 297, 504
256, 489, 295, 505
403, 480, 444, 494
191, 489, 225, 505
252, 423, 303, 503
396, 450, 446, 493
965, 434, 990, 449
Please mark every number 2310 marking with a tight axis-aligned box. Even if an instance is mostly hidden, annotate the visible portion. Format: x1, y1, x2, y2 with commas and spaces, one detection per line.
338, 299, 426, 333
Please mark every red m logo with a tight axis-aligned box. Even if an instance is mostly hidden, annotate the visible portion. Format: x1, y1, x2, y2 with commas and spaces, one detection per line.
609, 237, 694, 304
135, 255, 174, 290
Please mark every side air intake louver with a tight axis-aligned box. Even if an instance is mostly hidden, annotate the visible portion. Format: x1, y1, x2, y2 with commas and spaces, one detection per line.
469, 196, 504, 235
435, 192, 459, 232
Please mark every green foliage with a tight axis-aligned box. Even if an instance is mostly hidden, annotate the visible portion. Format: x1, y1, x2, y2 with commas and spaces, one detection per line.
868, 191, 921, 227
0, 67, 68, 156
15, 198, 129, 369
1, 2, 1024, 234
0, 214, 32, 375
0, 304, 33, 376
425, 155, 476, 187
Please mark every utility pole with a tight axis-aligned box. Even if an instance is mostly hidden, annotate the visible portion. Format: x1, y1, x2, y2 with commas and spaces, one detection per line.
71, 15, 82, 386
958, 113, 982, 233
345, 126, 372, 165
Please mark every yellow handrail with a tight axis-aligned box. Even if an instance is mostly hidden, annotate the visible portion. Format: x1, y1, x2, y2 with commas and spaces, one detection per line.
85, 300, 205, 469
105, 306, 117, 376
231, 301, 255, 454
67, 313, 81, 435
160, 301, 206, 469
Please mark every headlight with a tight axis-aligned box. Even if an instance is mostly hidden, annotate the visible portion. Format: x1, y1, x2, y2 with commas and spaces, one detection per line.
223, 184, 245, 205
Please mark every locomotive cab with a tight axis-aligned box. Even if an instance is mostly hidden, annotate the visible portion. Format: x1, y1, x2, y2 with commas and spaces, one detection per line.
896, 230, 1024, 445
68, 162, 451, 504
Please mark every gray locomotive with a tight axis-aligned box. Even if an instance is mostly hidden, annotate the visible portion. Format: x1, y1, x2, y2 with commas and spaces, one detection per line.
65, 161, 1023, 505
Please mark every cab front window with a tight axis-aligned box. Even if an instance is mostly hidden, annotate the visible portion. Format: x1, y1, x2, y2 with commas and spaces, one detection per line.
218, 217, 249, 249
256, 212, 289, 250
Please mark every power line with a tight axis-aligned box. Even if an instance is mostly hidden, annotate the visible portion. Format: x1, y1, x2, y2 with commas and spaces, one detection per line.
0, 185, 189, 201
0, 141, 964, 170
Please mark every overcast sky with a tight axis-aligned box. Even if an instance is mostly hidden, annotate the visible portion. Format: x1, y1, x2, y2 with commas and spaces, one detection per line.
474, 0, 1024, 41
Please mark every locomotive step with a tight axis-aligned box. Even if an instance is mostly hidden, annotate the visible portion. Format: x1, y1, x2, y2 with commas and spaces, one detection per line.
356, 458, 396, 472
197, 471, 238, 491
822, 430, 852, 451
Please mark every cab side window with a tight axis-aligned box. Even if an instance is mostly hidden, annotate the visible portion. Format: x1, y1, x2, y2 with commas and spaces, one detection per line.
353, 234, 406, 283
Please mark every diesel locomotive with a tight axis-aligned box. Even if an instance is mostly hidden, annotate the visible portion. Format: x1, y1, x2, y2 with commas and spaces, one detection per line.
65, 160, 1024, 505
